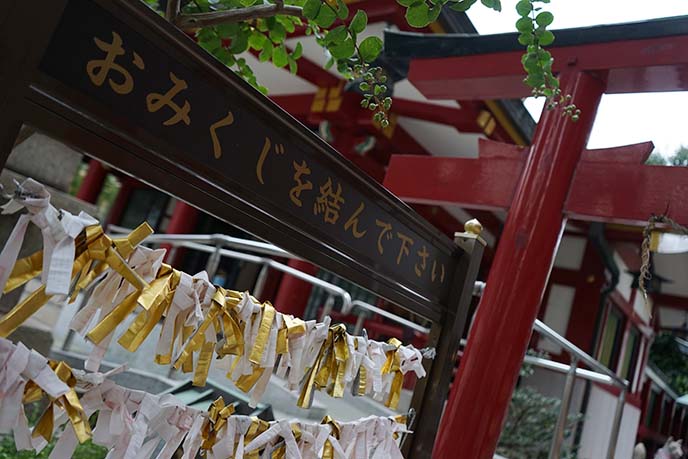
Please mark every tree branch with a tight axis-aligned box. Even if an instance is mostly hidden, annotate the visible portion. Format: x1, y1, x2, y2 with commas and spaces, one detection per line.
166, 0, 182, 21
176, 3, 304, 29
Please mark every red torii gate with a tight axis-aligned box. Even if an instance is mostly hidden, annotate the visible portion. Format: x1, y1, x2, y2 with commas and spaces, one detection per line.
383, 16, 688, 459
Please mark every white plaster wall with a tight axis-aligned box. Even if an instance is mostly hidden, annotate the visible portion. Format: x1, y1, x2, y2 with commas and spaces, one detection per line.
633, 291, 651, 324
554, 235, 587, 270
539, 284, 576, 354
613, 252, 634, 302
659, 306, 686, 328
578, 386, 641, 459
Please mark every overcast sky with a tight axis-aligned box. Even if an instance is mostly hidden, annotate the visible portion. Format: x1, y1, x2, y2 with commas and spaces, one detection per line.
467, 1, 688, 156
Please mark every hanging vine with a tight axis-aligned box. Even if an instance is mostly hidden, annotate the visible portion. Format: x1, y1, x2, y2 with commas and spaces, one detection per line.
147, 0, 573, 127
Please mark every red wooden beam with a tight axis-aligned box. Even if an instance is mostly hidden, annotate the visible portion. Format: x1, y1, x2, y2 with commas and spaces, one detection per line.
654, 293, 688, 311
408, 35, 688, 99
384, 139, 687, 226
385, 147, 525, 210
270, 93, 315, 121
390, 98, 481, 133
565, 161, 688, 226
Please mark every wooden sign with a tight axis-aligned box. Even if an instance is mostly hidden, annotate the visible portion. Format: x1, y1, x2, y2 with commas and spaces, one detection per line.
34, 0, 460, 312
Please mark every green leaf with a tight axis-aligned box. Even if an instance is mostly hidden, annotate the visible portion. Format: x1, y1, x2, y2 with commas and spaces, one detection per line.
480, 0, 501, 12
518, 32, 533, 45
428, 5, 442, 21
272, 44, 288, 67
522, 54, 539, 73
258, 41, 273, 61
397, 0, 417, 6
525, 73, 545, 88
249, 32, 267, 50
216, 23, 239, 38
269, 23, 286, 43
448, 0, 478, 12
359, 36, 383, 62
325, 25, 348, 45
515, 0, 532, 16
325, 57, 335, 69
349, 10, 368, 34
405, 2, 431, 28
214, 47, 232, 65
277, 16, 296, 33
330, 37, 355, 59
315, 5, 337, 27
537, 29, 555, 45
288, 56, 298, 74
535, 11, 554, 27
200, 36, 222, 52
292, 42, 303, 59
336, 0, 349, 19
229, 29, 249, 53
303, 0, 321, 19
515, 17, 532, 33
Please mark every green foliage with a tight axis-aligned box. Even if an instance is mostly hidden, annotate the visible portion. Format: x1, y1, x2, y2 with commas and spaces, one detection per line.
496, 351, 581, 459
0, 436, 107, 459
0, 403, 107, 459
165, 0, 392, 124
669, 145, 688, 166
395, 0, 577, 120
645, 146, 688, 166
497, 386, 581, 459
646, 152, 668, 165
649, 332, 688, 394
149, 0, 573, 126
514, 0, 579, 120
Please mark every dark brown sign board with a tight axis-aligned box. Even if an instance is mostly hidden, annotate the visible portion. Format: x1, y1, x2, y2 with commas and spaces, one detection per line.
0, 1, 483, 456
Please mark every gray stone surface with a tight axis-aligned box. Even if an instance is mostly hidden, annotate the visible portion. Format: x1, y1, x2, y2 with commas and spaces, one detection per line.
6, 132, 83, 192
8, 325, 53, 357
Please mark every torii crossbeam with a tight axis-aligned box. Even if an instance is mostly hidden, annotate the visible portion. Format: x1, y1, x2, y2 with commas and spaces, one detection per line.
383, 16, 688, 459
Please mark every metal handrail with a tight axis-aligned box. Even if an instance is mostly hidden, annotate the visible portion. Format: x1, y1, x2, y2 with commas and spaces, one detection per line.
161, 239, 353, 313
351, 300, 431, 335
523, 354, 616, 386
533, 319, 628, 389
532, 319, 627, 459
108, 226, 295, 258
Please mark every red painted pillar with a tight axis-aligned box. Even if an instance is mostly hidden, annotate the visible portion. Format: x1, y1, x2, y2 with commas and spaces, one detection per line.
273, 259, 318, 317
164, 201, 200, 265
434, 71, 606, 459
76, 160, 107, 203
106, 176, 135, 226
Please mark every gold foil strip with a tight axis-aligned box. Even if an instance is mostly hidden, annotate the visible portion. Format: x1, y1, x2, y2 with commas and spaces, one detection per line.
249, 303, 275, 365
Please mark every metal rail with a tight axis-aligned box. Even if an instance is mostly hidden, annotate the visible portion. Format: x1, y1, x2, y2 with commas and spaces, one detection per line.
108, 225, 295, 258
351, 300, 431, 335
532, 319, 627, 459
534, 319, 628, 389
166, 240, 353, 313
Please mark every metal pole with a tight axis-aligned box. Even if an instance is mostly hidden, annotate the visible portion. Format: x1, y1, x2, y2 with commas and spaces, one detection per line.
606, 388, 626, 459
549, 357, 578, 459
353, 312, 365, 335
205, 244, 222, 280
320, 295, 335, 321
253, 264, 270, 299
